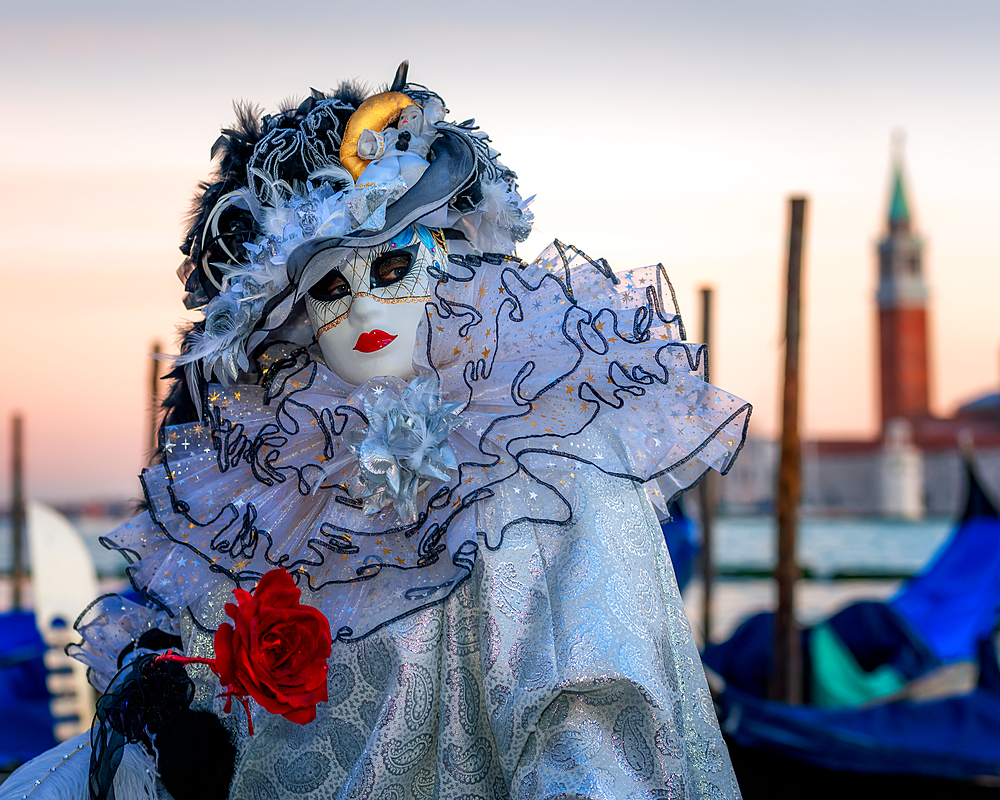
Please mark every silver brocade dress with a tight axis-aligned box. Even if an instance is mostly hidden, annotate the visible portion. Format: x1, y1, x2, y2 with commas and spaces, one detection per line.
184, 465, 741, 800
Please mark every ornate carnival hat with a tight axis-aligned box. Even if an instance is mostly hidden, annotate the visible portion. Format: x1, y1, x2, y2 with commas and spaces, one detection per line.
173, 62, 533, 388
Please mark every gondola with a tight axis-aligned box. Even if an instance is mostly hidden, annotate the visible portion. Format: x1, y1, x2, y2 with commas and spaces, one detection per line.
704, 459, 1000, 798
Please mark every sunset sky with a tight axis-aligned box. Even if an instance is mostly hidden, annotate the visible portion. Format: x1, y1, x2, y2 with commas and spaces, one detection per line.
2, 0, 998, 502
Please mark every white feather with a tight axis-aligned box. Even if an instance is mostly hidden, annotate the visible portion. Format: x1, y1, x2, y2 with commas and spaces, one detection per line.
248, 167, 295, 212
308, 165, 355, 190
0, 735, 160, 800
112, 743, 158, 800
185, 362, 203, 419
0, 734, 90, 800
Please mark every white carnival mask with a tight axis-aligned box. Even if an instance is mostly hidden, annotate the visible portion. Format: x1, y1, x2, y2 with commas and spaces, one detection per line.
303, 225, 444, 386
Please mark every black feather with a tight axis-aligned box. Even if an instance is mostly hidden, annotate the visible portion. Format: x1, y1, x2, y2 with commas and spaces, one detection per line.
179, 101, 265, 273
333, 79, 368, 108
390, 60, 409, 92
155, 709, 236, 800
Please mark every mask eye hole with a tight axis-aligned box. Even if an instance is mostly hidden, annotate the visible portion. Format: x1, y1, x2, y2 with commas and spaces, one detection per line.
371, 251, 413, 288
308, 269, 351, 302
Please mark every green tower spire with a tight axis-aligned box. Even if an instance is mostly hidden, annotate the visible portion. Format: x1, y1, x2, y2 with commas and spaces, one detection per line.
888, 131, 911, 228
889, 165, 910, 226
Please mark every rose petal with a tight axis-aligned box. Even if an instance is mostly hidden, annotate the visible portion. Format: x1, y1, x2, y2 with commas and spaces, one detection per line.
282, 706, 317, 725
213, 623, 236, 686
254, 569, 302, 610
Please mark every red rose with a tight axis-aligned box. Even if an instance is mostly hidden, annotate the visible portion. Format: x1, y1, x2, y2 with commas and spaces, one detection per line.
213, 569, 332, 725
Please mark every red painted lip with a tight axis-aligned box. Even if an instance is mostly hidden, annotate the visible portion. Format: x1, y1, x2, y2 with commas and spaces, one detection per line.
353, 330, 397, 353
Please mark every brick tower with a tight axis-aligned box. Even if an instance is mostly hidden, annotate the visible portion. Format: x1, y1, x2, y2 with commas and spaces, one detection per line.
876, 142, 930, 431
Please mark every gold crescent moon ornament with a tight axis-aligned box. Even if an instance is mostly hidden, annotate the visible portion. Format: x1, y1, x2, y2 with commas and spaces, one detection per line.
340, 92, 417, 181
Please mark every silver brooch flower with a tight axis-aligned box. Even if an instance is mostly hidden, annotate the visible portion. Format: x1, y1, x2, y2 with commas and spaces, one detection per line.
346, 377, 465, 523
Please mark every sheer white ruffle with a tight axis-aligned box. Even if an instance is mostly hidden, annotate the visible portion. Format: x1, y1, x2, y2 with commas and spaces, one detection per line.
94, 241, 749, 648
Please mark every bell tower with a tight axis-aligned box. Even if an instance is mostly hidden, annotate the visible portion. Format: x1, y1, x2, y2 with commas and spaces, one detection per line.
876, 137, 930, 430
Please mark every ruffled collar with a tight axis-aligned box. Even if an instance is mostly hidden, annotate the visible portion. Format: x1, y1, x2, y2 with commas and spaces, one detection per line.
110, 242, 751, 640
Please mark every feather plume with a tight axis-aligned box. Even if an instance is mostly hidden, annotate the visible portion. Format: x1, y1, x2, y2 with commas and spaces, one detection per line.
112, 744, 158, 800
333, 80, 369, 109
309, 165, 355, 192
390, 61, 409, 92
0, 733, 90, 800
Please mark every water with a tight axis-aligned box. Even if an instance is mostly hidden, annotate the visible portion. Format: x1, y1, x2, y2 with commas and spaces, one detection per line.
712, 516, 953, 578
0, 512, 956, 579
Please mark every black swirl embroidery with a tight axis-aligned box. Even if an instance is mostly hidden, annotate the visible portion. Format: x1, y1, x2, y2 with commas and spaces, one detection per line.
210, 502, 270, 560
541, 726, 602, 772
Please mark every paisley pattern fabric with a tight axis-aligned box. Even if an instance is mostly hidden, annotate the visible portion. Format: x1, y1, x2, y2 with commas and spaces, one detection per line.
184, 466, 741, 800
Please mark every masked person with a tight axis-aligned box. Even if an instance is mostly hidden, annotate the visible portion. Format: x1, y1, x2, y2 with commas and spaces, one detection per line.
2, 63, 751, 800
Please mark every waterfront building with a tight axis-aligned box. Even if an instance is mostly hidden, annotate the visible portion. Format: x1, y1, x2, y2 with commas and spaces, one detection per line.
721, 141, 1000, 517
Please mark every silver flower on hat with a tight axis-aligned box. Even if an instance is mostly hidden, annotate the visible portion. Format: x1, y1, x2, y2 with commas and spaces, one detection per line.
345, 377, 465, 523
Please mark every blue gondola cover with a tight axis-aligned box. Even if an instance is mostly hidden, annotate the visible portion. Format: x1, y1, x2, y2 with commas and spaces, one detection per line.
0, 612, 56, 767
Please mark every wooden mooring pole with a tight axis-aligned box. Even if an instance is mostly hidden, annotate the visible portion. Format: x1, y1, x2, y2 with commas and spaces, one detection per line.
149, 341, 162, 456
771, 196, 807, 704
11, 414, 26, 611
698, 287, 716, 643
